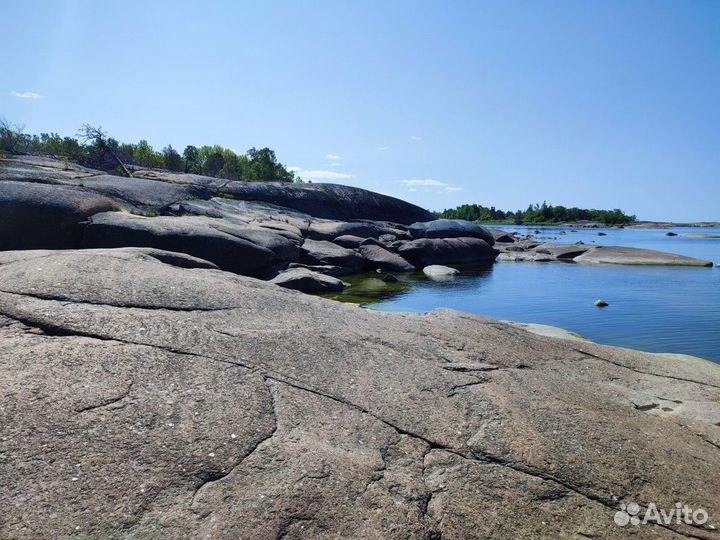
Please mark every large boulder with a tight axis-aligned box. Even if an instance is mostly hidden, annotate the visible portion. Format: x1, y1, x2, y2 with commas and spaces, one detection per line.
398, 237, 497, 265
358, 244, 416, 272
306, 221, 391, 241
408, 219, 496, 245
300, 239, 366, 273
573, 246, 713, 267
269, 267, 346, 293
0, 248, 718, 539
0, 180, 115, 250
82, 212, 299, 276
220, 182, 434, 224
488, 228, 515, 243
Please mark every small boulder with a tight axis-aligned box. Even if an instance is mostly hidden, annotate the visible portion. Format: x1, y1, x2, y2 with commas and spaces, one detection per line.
665, 232, 678, 237
423, 265, 460, 278
597, 232, 607, 236
300, 239, 366, 273
382, 274, 399, 283
269, 268, 346, 293
378, 234, 398, 243
488, 229, 515, 243
333, 235, 366, 248
358, 244, 416, 272
594, 299, 609, 307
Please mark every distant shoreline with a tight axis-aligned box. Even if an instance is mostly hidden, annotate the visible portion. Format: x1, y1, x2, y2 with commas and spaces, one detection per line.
477, 220, 720, 229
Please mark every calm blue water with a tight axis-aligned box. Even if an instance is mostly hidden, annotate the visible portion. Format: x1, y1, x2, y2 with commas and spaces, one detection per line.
367, 226, 720, 363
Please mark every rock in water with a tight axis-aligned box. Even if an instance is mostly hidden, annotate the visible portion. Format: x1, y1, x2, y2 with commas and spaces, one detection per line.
0, 248, 719, 539
666, 231, 678, 237
423, 265, 460, 278
594, 299, 609, 307
574, 246, 713, 267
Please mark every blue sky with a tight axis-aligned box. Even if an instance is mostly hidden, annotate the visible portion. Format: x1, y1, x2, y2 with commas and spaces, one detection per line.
2, 0, 718, 221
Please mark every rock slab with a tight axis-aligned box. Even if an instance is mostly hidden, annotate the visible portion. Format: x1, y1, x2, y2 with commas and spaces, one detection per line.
0, 248, 718, 539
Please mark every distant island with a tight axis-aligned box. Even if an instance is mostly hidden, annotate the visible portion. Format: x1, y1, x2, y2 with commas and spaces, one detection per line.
438, 202, 636, 225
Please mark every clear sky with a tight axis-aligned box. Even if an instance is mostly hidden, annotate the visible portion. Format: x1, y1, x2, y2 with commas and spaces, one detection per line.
2, 0, 718, 221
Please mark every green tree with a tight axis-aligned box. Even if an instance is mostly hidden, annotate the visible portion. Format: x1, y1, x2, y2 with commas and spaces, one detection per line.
162, 145, 183, 172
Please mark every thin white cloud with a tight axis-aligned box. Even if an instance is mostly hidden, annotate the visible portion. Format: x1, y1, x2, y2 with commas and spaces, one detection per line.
399, 179, 447, 187
378, 146, 389, 151
328, 162, 341, 167
409, 135, 422, 141
288, 166, 353, 181
11, 91, 42, 100
398, 178, 462, 193
325, 153, 341, 160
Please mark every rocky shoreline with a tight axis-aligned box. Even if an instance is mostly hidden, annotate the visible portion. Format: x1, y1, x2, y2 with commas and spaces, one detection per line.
1, 155, 719, 539
0, 155, 713, 294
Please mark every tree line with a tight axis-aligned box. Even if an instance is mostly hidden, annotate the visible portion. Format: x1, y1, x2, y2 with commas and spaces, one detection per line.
0, 119, 298, 182
438, 202, 636, 225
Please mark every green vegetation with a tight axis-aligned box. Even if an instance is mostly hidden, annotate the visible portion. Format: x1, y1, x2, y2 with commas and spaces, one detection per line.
0, 118, 297, 182
438, 202, 636, 225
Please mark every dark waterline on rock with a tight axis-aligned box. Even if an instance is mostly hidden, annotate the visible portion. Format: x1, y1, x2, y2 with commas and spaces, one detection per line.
324, 226, 720, 363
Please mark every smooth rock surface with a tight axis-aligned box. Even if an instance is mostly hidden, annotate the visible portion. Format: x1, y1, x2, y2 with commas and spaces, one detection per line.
409, 219, 496, 245
0, 248, 718, 539
488, 228, 516, 243
358, 244, 416, 272
0, 180, 115, 250
78, 175, 209, 212
423, 265, 460, 278
574, 246, 713, 267
82, 212, 299, 276
220, 182, 434, 224
300, 239, 366, 272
